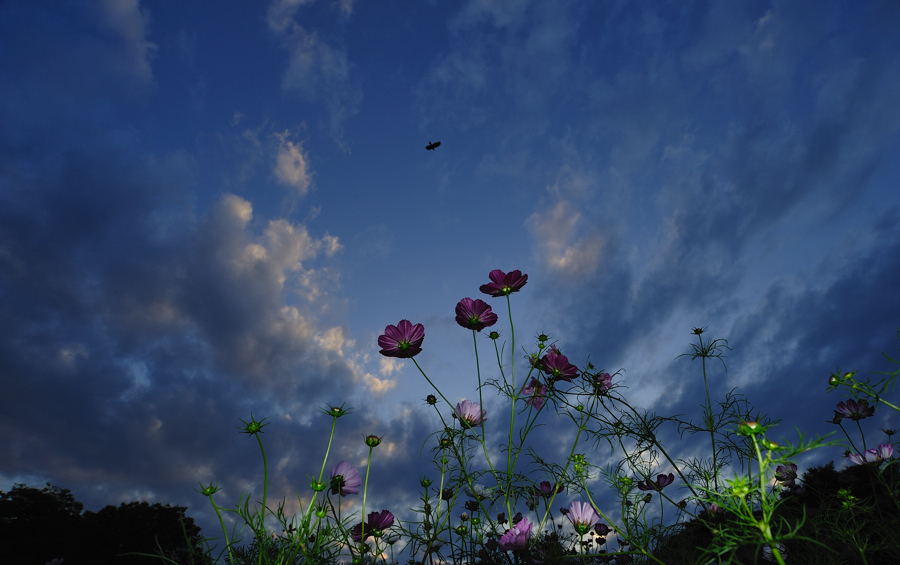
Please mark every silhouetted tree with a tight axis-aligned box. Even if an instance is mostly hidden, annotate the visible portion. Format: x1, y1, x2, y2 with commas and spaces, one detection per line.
0, 483, 211, 565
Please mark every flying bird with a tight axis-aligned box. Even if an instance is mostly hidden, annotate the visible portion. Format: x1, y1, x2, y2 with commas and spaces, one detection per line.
426, 141, 441, 151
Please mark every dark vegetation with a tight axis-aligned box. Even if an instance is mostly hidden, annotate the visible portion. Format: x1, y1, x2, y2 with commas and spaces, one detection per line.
653, 461, 900, 565
0, 483, 210, 565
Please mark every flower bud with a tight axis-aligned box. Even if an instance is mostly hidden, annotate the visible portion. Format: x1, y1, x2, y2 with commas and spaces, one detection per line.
365, 434, 383, 447
455, 525, 468, 535
488, 331, 500, 340
420, 477, 432, 488
441, 488, 454, 501
738, 421, 761, 435
310, 480, 328, 492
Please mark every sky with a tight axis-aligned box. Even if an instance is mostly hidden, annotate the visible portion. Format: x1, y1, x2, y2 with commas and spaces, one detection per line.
2, 0, 900, 555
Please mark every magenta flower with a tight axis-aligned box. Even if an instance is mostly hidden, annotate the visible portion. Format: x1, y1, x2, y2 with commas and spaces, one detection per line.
330, 460, 362, 496
593, 372, 612, 393
378, 320, 425, 358
539, 351, 579, 382
498, 515, 532, 551
533, 480, 563, 498
774, 463, 798, 488
455, 297, 499, 331
350, 510, 395, 542
637, 473, 675, 492
521, 377, 548, 411
566, 501, 600, 535
479, 269, 528, 297
848, 443, 894, 465
834, 399, 875, 421
454, 400, 486, 428
594, 523, 611, 536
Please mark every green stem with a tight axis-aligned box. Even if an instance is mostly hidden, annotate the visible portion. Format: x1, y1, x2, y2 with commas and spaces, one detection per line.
413, 358, 454, 411
208, 496, 234, 565
700, 350, 720, 493
361, 446, 375, 545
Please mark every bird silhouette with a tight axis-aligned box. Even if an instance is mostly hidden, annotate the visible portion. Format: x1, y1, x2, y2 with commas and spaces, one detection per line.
426, 141, 441, 151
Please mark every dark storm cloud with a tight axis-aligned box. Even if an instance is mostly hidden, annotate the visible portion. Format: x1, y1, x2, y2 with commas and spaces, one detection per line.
0, 0, 356, 535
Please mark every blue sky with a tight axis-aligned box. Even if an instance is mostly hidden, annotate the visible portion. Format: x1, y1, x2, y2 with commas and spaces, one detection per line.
2, 0, 900, 550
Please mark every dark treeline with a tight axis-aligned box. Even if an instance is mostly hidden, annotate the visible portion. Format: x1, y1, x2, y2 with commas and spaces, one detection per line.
0, 483, 210, 565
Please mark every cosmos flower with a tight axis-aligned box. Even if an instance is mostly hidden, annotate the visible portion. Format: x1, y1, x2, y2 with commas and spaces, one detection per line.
594, 523, 612, 536
498, 516, 532, 551
834, 399, 875, 421
465, 484, 493, 500
774, 463, 798, 488
479, 269, 528, 297
566, 501, 600, 535
847, 443, 894, 465
377, 320, 424, 358
539, 351, 579, 382
454, 400, 486, 428
455, 298, 498, 331
351, 510, 395, 542
521, 377, 548, 411
637, 473, 675, 492
593, 372, 613, 394
330, 461, 362, 496
533, 480, 563, 498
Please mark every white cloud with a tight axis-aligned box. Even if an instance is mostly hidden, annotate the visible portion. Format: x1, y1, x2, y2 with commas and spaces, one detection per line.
274, 135, 312, 194
526, 200, 606, 280
363, 372, 397, 397
379, 357, 402, 376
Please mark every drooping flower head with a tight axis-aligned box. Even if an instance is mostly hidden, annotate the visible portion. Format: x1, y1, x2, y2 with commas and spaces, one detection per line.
566, 501, 600, 535
454, 400, 486, 428
834, 399, 875, 421
594, 522, 611, 537
350, 510, 395, 542
455, 298, 498, 331
498, 516, 532, 551
774, 463, 798, 488
378, 320, 424, 358
533, 480, 563, 498
637, 473, 675, 492
330, 460, 362, 496
521, 377, 548, 411
539, 351, 579, 382
479, 269, 528, 297
847, 443, 894, 465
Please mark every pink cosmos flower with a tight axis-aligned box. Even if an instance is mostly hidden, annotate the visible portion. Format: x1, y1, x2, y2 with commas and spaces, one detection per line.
539, 351, 579, 382
498, 515, 532, 551
593, 372, 613, 394
330, 460, 362, 496
454, 400, 486, 428
378, 320, 425, 358
533, 480, 563, 498
637, 473, 675, 492
566, 501, 600, 535
848, 443, 894, 465
774, 463, 797, 488
834, 399, 875, 421
455, 298, 499, 331
350, 510, 395, 542
479, 269, 528, 297
521, 377, 548, 411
